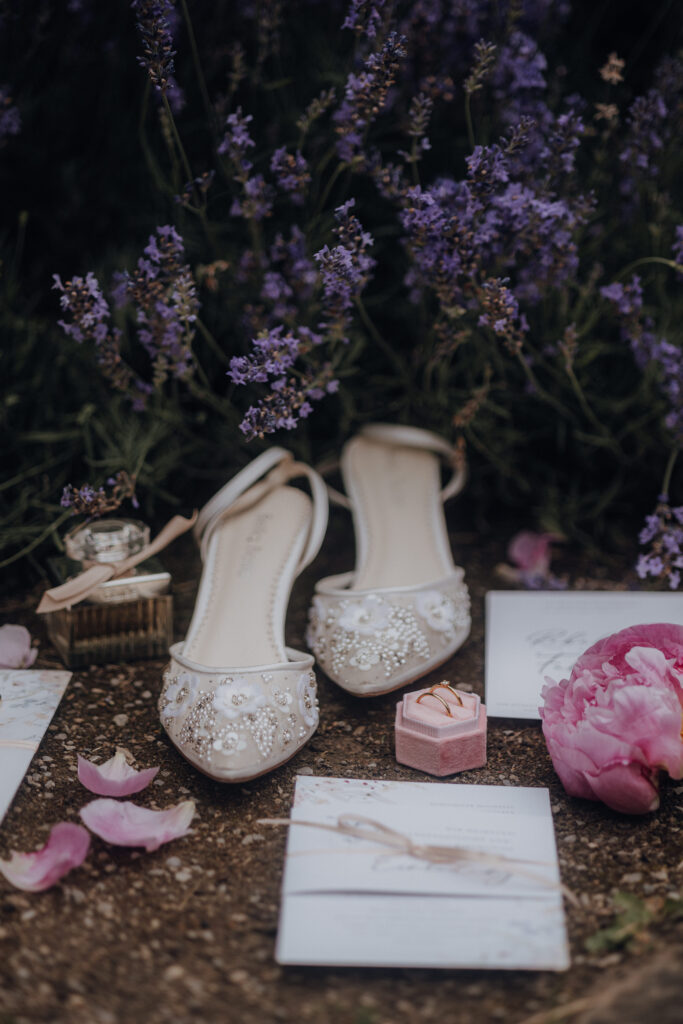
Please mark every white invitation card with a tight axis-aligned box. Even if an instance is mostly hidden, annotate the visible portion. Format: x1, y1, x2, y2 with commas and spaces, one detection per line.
274, 776, 569, 970
485, 590, 683, 719
0, 669, 72, 825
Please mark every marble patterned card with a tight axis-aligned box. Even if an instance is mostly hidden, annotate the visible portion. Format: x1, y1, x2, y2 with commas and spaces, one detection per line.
0, 669, 72, 825
274, 776, 569, 970
485, 590, 683, 719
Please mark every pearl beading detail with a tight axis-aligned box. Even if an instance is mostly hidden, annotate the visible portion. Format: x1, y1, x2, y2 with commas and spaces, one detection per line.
159, 664, 319, 775
306, 575, 471, 691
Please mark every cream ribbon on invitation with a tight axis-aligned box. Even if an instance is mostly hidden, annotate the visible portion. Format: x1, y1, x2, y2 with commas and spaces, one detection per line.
259, 814, 576, 903
36, 511, 198, 614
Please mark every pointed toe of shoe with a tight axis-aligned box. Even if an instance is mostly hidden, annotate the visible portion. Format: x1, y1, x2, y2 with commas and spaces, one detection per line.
159, 648, 320, 781
307, 572, 471, 696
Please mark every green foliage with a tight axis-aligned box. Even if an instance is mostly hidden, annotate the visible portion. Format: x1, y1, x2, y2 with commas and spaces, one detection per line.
585, 890, 683, 954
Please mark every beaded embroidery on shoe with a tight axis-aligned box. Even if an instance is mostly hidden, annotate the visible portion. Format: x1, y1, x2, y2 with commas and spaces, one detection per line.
160, 656, 319, 779
307, 574, 470, 696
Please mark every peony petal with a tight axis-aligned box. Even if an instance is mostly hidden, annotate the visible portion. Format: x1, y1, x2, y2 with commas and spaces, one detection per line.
0, 624, 38, 669
77, 748, 159, 797
570, 622, 683, 681
80, 798, 195, 852
588, 762, 661, 815
507, 531, 556, 576
0, 822, 90, 892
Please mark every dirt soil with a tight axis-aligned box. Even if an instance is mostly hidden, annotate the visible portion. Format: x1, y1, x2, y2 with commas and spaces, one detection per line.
0, 510, 681, 1024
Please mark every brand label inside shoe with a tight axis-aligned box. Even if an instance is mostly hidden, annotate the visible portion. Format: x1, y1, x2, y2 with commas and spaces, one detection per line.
236, 513, 273, 578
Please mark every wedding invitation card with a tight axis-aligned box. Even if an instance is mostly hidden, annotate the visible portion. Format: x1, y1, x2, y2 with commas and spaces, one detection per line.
274, 776, 569, 970
485, 590, 683, 719
0, 669, 72, 825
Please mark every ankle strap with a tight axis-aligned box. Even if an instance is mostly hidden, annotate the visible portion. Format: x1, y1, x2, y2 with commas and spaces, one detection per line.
324, 423, 467, 510
195, 448, 328, 572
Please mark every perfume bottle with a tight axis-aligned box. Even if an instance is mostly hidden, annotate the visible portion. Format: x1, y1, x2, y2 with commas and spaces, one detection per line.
46, 518, 173, 668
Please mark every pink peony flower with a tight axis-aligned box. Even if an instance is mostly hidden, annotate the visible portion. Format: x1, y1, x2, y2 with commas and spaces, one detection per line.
0, 624, 37, 668
540, 623, 683, 814
0, 822, 90, 892
77, 748, 159, 797
79, 798, 195, 852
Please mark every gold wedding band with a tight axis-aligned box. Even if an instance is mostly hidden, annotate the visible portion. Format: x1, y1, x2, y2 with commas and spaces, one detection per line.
416, 690, 453, 716
430, 681, 464, 707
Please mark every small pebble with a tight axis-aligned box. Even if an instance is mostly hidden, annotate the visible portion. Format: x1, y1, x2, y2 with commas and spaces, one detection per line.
164, 965, 185, 982
113, 714, 129, 727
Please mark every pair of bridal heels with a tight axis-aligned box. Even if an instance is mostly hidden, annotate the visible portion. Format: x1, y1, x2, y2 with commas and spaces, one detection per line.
159, 424, 471, 782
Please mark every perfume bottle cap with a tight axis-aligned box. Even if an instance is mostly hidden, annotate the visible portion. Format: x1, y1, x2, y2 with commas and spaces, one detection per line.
65, 518, 150, 565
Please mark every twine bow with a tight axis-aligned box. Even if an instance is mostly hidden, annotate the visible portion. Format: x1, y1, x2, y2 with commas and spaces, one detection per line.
36, 511, 198, 614
259, 814, 576, 903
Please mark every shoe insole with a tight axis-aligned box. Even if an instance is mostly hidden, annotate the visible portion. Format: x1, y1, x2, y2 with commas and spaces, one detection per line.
183, 486, 312, 668
342, 436, 455, 590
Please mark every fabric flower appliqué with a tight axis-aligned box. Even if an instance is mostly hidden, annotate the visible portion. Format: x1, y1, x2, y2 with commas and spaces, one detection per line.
297, 672, 319, 728
161, 671, 200, 719
338, 595, 392, 635
213, 677, 266, 721
415, 590, 461, 635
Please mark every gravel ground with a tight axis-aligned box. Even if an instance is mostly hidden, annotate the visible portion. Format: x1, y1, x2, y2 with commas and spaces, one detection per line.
0, 511, 681, 1024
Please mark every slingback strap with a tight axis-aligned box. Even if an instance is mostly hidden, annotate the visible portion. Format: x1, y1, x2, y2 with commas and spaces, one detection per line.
323, 423, 467, 510
195, 448, 328, 574
36, 512, 198, 614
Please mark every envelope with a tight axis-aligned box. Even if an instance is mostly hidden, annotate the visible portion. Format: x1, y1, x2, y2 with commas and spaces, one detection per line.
0, 669, 72, 826
274, 776, 570, 970
485, 590, 683, 719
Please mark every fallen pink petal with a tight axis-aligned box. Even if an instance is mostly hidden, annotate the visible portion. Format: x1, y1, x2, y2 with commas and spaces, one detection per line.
508, 531, 558, 577
79, 798, 196, 852
0, 822, 90, 892
77, 748, 159, 797
0, 624, 38, 669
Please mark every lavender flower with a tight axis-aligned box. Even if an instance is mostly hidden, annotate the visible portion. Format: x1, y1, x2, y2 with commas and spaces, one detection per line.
342, 0, 386, 39
174, 170, 214, 208
400, 117, 587, 320
672, 225, 683, 269
478, 278, 529, 353
230, 174, 274, 221
229, 326, 306, 386
131, 1, 177, 94
602, 275, 683, 443
53, 273, 149, 408
313, 198, 376, 341
220, 109, 274, 221
637, 496, 683, 590
0, 86, 20, 141
113, 225, 199, 387
218, 107, 255, 174
296, 88, 336, 137
229, 327, 336, 441
403, 93, 433, 164
60, 471, 138, 518
464, 40, 497, 96
334, 32, 407, 161
270, 147, 311, 205
620, 89, 668, 180
238, 370, 338, 441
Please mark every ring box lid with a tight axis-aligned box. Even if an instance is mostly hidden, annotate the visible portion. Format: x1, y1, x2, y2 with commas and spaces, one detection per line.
401, 688, 481, 738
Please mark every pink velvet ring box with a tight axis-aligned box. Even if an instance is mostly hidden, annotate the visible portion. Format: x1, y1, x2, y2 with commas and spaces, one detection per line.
395, 687, 487, 777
